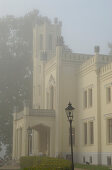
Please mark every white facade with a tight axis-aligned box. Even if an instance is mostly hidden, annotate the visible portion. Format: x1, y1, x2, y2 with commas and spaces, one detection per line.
12, 16, 112, 166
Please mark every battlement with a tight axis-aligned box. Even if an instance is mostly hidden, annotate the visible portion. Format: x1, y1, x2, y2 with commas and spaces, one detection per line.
80, 56, 96, 71
36, 15, 62, 27
62, 50, 92, 64
97, 54, 112, 63
80, 54, 112, 72
100, 61, 112, 76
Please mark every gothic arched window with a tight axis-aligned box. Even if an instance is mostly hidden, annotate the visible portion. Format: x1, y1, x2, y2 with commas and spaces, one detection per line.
50, 86, 54, 109
46, 92, 49, 109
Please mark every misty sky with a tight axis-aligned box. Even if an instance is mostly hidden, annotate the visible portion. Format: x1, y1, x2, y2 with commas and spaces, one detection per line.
0, 0, 112, 54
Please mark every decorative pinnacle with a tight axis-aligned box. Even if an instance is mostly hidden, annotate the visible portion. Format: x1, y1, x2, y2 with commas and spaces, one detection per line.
94, 46, 100, 55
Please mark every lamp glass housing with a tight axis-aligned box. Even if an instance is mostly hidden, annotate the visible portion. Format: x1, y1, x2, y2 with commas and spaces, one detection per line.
65, 102, 75, 121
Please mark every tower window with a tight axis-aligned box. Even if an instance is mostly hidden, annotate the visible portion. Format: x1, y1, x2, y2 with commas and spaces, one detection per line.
83, 90, 87, 108
106, 87, 111, 103
88, 88, 92, 107
90, 122, 94, 144
107, 118, 112, 143
84, 122, 87, 145
46, 92, 49, 109
50, 86, 54, 109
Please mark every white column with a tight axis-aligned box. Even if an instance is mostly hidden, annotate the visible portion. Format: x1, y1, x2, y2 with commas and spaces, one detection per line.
21, 128, 25, 156
50, 127, 55, 157
18, 128, 21, 159
47, 129, 50, 156
20, 128, 22, 157
22, 128, 28, 156
33, 130, 39, 155
12, 122, 16, 159
16, 129, 18, 159
14, 129, 17, 159
32, 129, 34, 155
33, 130, 36, 155
37, 131, 40, 155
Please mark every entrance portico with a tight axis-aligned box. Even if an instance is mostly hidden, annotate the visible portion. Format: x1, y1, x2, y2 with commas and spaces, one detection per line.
12, 108, 55, 159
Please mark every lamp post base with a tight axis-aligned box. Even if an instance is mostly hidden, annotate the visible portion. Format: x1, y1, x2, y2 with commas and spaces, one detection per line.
72, 163, 74, 170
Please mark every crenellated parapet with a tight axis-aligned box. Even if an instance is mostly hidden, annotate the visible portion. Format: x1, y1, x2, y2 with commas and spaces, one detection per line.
100, 61, 112, 76
79, 54, 112, 73
62, 51, 92, 64
80, 56, 96, 70
34, 13, 62, 26
96, 54, 112, 64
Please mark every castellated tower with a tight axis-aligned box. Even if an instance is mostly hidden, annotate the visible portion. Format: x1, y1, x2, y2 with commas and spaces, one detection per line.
33, 18, 62, 109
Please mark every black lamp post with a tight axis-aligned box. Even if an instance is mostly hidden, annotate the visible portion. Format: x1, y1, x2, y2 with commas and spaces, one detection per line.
65, 102, 75, 170
27, 126, 32, 156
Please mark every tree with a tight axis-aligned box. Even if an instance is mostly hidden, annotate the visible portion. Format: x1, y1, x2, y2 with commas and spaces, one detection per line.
0, 9, 39, 157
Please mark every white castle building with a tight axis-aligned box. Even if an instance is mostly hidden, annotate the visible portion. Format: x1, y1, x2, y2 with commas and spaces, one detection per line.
12, 16, 112, 166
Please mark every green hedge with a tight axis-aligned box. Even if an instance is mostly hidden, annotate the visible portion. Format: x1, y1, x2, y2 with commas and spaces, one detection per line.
20, 156, 72, 170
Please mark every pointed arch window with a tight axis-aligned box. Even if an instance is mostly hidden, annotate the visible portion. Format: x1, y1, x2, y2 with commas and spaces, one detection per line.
50, 86, 54, 109
46, 92, 49, 109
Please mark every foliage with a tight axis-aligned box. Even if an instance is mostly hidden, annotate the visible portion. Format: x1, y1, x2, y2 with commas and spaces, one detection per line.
20, 156, 72, 170
74, 163, 110, 170
0, 9, 40, 157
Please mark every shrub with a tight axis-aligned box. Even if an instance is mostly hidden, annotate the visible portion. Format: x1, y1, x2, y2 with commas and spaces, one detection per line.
20, 156, 72, 170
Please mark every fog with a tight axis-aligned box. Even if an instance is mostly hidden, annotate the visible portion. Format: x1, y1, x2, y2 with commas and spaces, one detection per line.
0, 0, 112, 54
0, 0, 112, 167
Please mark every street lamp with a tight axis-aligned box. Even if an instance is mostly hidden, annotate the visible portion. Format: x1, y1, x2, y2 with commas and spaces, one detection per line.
65, 102, 75, 170
27, 126, 32, 156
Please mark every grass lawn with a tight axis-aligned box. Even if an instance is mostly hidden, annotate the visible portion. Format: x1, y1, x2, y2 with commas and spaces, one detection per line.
74, 163, 111, 170
19, 165, 111, 170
